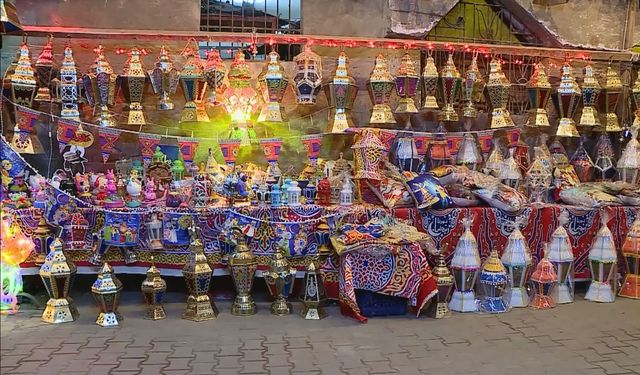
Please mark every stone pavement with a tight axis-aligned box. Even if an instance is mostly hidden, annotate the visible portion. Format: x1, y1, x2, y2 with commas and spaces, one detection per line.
1, 291, 639, 375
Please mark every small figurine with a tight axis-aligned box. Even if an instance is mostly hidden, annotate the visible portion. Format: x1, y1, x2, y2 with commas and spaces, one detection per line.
126, 170, 143, 208
29, 175, 48, 208
143, 177, 157, 204
104, 170, 125, 208
93, 174, 108, 204
75, 173, 92, 201
172, 159, 186, 181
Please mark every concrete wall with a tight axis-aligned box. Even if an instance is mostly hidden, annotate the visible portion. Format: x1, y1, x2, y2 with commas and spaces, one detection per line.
302, 0, 388, 37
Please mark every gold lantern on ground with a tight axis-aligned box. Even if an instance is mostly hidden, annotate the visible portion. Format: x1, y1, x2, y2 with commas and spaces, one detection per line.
264, 247, 297, 315
526, 63, 551, 127
502, 220, 532, 308
596, 66, 623, 132
34, 36, 55, 102
40, 238, 79, 324
148, 46, 180, 110
301, 261, 327, 320
428, 251, 454, 318
82, 45, 117, 127
118, 48, 147, 125
10, 42, 37, 110
463, 55, 484, 118
258, 51, 289, 123
367, 54, 396, 125
182, 227, 217, 321
229, 228, 258, 316
395, 53, 419, 114
585, 214, 617, 303
179, 50, 209, 123
324, 52, 359, 133
579, 65, 600, 127
620, 217, 640, 299
552, 63, 581, 138
437, 54, 462, 122
485, 58, 514, 129
421, 55, 439, 110
529, 244, 557, 310
91, 263, 123, 327
141, 262, 167, 320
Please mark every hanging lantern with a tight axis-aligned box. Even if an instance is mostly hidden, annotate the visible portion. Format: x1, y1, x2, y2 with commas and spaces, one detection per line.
182, 227, 217, 321
455, 133, 482, 171
500, 148, 522, 189
141, 262, 167, 320
633, 74, 640, 129
264, 247, 297, 315
579, 64, 601, 127
463, 54, 484, 118
617, 128, 640, 184
10, 42, 37, 111
449, 216, 480, 313
34, 35, 55, 102
367, 54, 396, 125
301, 261, 327, 319
219, 139, 242, 168
529, 244, 557, 310
203, 48, 227, 106
324, 51, 359, 133
32, 215, 55, 265
585, 213, 618, 303
437, 53, 462, 123
594, 133, 617, 181
352, 129, 388, 180
82, 45, 117, 127
619, 217, 640, 299
40, 238, 79, 324
479, 249, 509, 313
179, 49, 209, 123
552, 63, 581, 138
596, 66, 623, 133
148, 46, 180, 110
501, 220, 532, 308
485, 58, 514, 129
395, 52, 419, 114
526, 63, 551, 127
229, 228, 258, 316
225, 51, 259, 144
91, 263, 123, 327
547, 211, 575, 304
59, 45, 80, 121
257, 50, 289, 123
570, 137, 594, 182
427, 251, 454, 319
260, 138, 283, 182
421, 55, 439, 110
294, 45, 322, 105
525, 146, 553, 202
117, 48, 147, 125
0, 0, 22, 32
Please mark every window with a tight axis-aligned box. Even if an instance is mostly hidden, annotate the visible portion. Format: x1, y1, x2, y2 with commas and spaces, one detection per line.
200, 0, 302, 34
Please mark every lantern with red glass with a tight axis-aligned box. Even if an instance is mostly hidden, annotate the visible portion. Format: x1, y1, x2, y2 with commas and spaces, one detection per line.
317, 177, 332, 206
620, 217, 640, 299
529, 244, 557, 310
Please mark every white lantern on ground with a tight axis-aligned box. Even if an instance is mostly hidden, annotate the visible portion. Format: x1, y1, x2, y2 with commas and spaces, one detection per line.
547, 210, 575, 304
585, 212, 618, 303
501, 219, 532, 307
449, 216, 480, 312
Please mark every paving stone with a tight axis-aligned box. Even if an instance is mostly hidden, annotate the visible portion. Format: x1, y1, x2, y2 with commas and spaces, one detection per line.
265, 354, 290, 367
595, 360, 637, 374
190, 362, 216, 374
9, 360, 47, 373
113, 358, 145, 372
265, 343, 287, 355
142, 352, 170, 365
192, 351, 218, 363
240, 360, 267, 374
86, 364, 118, 375
241, 349, 265, 362
266, 366, 294, 375
165, 357, 192, 371
217, 355, 243, 369
139, 364, 166, 375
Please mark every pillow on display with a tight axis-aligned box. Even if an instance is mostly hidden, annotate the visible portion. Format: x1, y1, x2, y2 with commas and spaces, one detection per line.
407, 174, 452, 210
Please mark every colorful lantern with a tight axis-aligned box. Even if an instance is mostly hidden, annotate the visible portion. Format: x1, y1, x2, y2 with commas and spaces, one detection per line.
317, 178, 332, 206
225, 51, 259, 144
619, 217, 640, 299
479, 249, 509, 313
32, 215, 55, 265
570, 137, 594, 182
293, 45, 322, 105
617, 128, 640, 184
218, 139, 242, 168
524, 147, 553, 202
301, 134, 322, 167
203, 49, 227, 106
395, 52, 419, 113
1, 216, 34, 314
287, 180, 302, 206
324, 51, 359, 132
579, 64, 600, 127
179, 49, 209, 123
264, 247, 297, 315
141, 262, 167, 320
585, 214, 617, 303
529, 244, 557, 310
40, 238, 79, 324
547, 211, 575, 304
394, 136, 420, 172
552, 63, 581, 138
260, 138, 283, 181
258, 50, 289, 123
229, 228, 258, 316
502, 219, 532, 307
59, 45, 80, 120
526, 63, 551, 127
270, 184, 283, 207
91, 263, 123, 327
118, 48, 147, 125
146, 213, 163, 250
485, 58, 514, 129
594, 133, 616, 181
339, 178, 353, 206
148, 46, 180, 110
367, 54, 396, 125
455, 133, 482, 171
352, 129, 388, 180
437, 54, 462, 122
301, 261, 327, 320
449, 216, 480, 313
82, 45, 117, 127
10, 42, 37, 111
427, 251, 454, 319
182, 227, 217, 321
462, 54, 484, 118
597, 66, 623, 132
421, 55, 439, 110
34, 35, 55, 102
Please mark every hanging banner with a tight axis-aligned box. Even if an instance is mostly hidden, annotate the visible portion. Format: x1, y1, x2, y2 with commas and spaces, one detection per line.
259, 138, 283, 163
378, 129, 397, 151
56, 118, 79, 153
177, 137, 200, 168
138, 133, 162, 165
446, 134, 465, 159
414, 136, 429, 156
218, 139, 242, 167
506, 128, 521, 147
301, 134, 322, 164
98, 128, 122, 164
12, 107, 40, 154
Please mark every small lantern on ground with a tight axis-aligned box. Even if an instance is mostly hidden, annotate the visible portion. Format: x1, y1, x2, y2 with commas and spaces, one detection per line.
301, 261, 327, 320
529, 244, 557, 310
182, 226, 217, 321
40, 238, 79, 324
141, 260, 167, 320
229, 228, 258, 316
585, 213, 618, 303
264, 247, 297, 315
479, 249, 509, 313
501, 219, 532, 307
449, 216, 481, 313
619, 217, 640, 299
91, 262, 123, 327
547, 211, 575, 304
428, 250, 454, 319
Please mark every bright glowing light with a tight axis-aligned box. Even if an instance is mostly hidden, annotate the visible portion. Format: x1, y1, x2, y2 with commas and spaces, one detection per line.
0, 215, 34, 314
1, 264, 23, 314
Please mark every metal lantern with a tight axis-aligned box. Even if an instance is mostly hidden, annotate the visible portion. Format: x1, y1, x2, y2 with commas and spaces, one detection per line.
82, 45, 117, 127
59, 45, 80, 120
449, 216, 480, 313
287, 180, 302, 207
352, 129, 388, 180
315, 220, 332, 255
229, 228, 258, 316
463, 54, 484, 118
395, 52, 419, 113
620, 217, 640, 299
633, 74, 640, 129
484, 138, 504, 177
617, 128, 640, 184
303, 181, 317, 204
34, 36, 55, 102
179, 50, 209, 123
428, 251, 454, 319
264, 247, 297, 315
421, 55, 440, 110
579, 64, 600, 127
141, 263, 167, 320
526, 63, 551, 127
500, 148, 522, 189
261, 138, 283, 182
118, 48, 147, 125
585, 214, 617, 303
479, 249, 509, 313
146, 213, 163, 250
597, 66, 623, 132
300, 261, 327, 320
525, 146, 553, 202
182, 227, 217, 321
394, 136, 420, 172
570, 137, 594, 182
91, 262, 123, 327
270, 184, 283, 207
529, 244, 557, 310
317, 178, 332, 206
367, 54, 396, 125
293, 45, 322, 105
148, 46, 180, 110
501, 221, 532, 307
437, 53, 462, 122
324, 51, 358, 133
485, 58, 514, 129
594, 133, 617, 181
204, 49, 227, 106
258, 50, 289, 123
40, 238, 79, 324
10, 42, 37, 110
552, 63, 581, 138
456, 133, 482, 171
33, 215, 55, 265
548, 211, 575, 304
339, 179, 353, 206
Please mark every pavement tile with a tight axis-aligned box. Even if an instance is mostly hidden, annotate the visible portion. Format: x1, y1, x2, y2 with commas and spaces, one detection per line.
241, 349, 265, 362
139, 364, 166, 375
113, 358, 145, 372
595, 360, 638, 374
86, 364, 118, 375
164, 357, 192, 371
9, 360, 47, 373
190, 362, 216, 374
239, 360, 267, 374
142, 352, 170, 365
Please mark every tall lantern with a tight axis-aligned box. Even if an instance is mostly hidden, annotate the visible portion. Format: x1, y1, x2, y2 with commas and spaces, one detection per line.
617, 128, 640, 184
264, 247, 297, 315
118, 48, 147, 125
300, 261, 327, 320
484, 138, 504, 177
448, 216, 481, 313
367, 54, 396, 125
395, 52, 419, 114
421, 55, 439, 110
225, 51, 259, 144
40, 238, 79, 324
596, 66, 623, 133
526, 63, 551, 127
485, 58, 514, 129
501, 220, 532, 307
34, 36, 55, 102
529, 244, 557, 310
293, 45, 322, 105
148, 46, 180, 110
91, 263, 123, 327
258, 51, 289, 123
10, 42, 37, 110
500, 148, 522, 189
579, 64, 600, 127
33, 215, 55, 265
324, 52, 359, 133
203, 49, 227, 106
620, 217, 640, 299
552, 63, 581, 138
82, 45, 117, 127
427, 251, 454, 318
179, 50, 209, 123
585, 213, 618, 303
141, 262, 167, 320
352, 128, 388, 180
463, 54, 484, 118
479, 249, 509, 313
570, 137, 594, 182
229, 228, 258, 316
437, 53, 462, 122
547, 211, 575, 304
594, 133, 616, 181
59, 45, 80, 120
182, 227, 217, 321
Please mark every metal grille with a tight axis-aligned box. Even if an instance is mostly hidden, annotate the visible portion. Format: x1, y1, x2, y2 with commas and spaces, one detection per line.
200, 0, 301, 34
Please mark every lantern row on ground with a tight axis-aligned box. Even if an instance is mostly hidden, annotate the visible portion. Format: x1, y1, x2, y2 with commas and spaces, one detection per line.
182, 226, 217, 321
40, 238, 79, 324
229, 227, 258, 316
264, 247, 297, 315
479, 249, 509, 313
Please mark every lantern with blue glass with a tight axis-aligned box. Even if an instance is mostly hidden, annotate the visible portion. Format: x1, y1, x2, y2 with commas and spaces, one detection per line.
303, 180, 317, 204
479, 249, 509, 313
270, 184, 283, 207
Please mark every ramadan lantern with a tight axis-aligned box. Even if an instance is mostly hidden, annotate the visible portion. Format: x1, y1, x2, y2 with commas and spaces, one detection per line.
479, 249, 509, 313
300, 261, 327, 320
597, 66, 623, 132
585, 213, 618, 303
547, 211, 575, 304
526, 63, 551, 127
500, 148, 522, 189
448, 216, 480, 313
395, 52, 419, 113
437, 53, 462, 122
204, 48, 227, 106
529, 244, 557, 310
148, 46, 180, 110
229, 228, 258, 316
33, 215, 55, 265
59, 45, 81, 120
594, 133, 617, 181
367, 54, 396, 125
352, 129, 388, 180
485, 58, 513, 129
258, 50, 289, 123
421, 55, 439, 110
617, 128, 640, 184
570, 137, 594, 182
91, 263, 123, 327
317, 178, 332, 206
10, 42, 37, 110
552, 63, 581, 138
179, 49, 209, 123
225, 51, 259, 144
524, 147, 553, 202
141, 262, 167, 320
324, 51, 359, 132
501, 220, 532, 308
34, 35, 55, 102
633, 74, 640, 129
118, 48, 147, 125
83, 45, 117, 127
293, 45, 322, 105
40, 238, 79, 324
394, 136, 420, 172
219, 139, 242, 168
182, 227, 217, 321
484, 138, 504, 177
619, 217, 640, 299
463, 54, 484, 119
428, 251, 454, 318
264, 247, 297, 315
579, 64, 601, 127
455, 133, 482, 171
